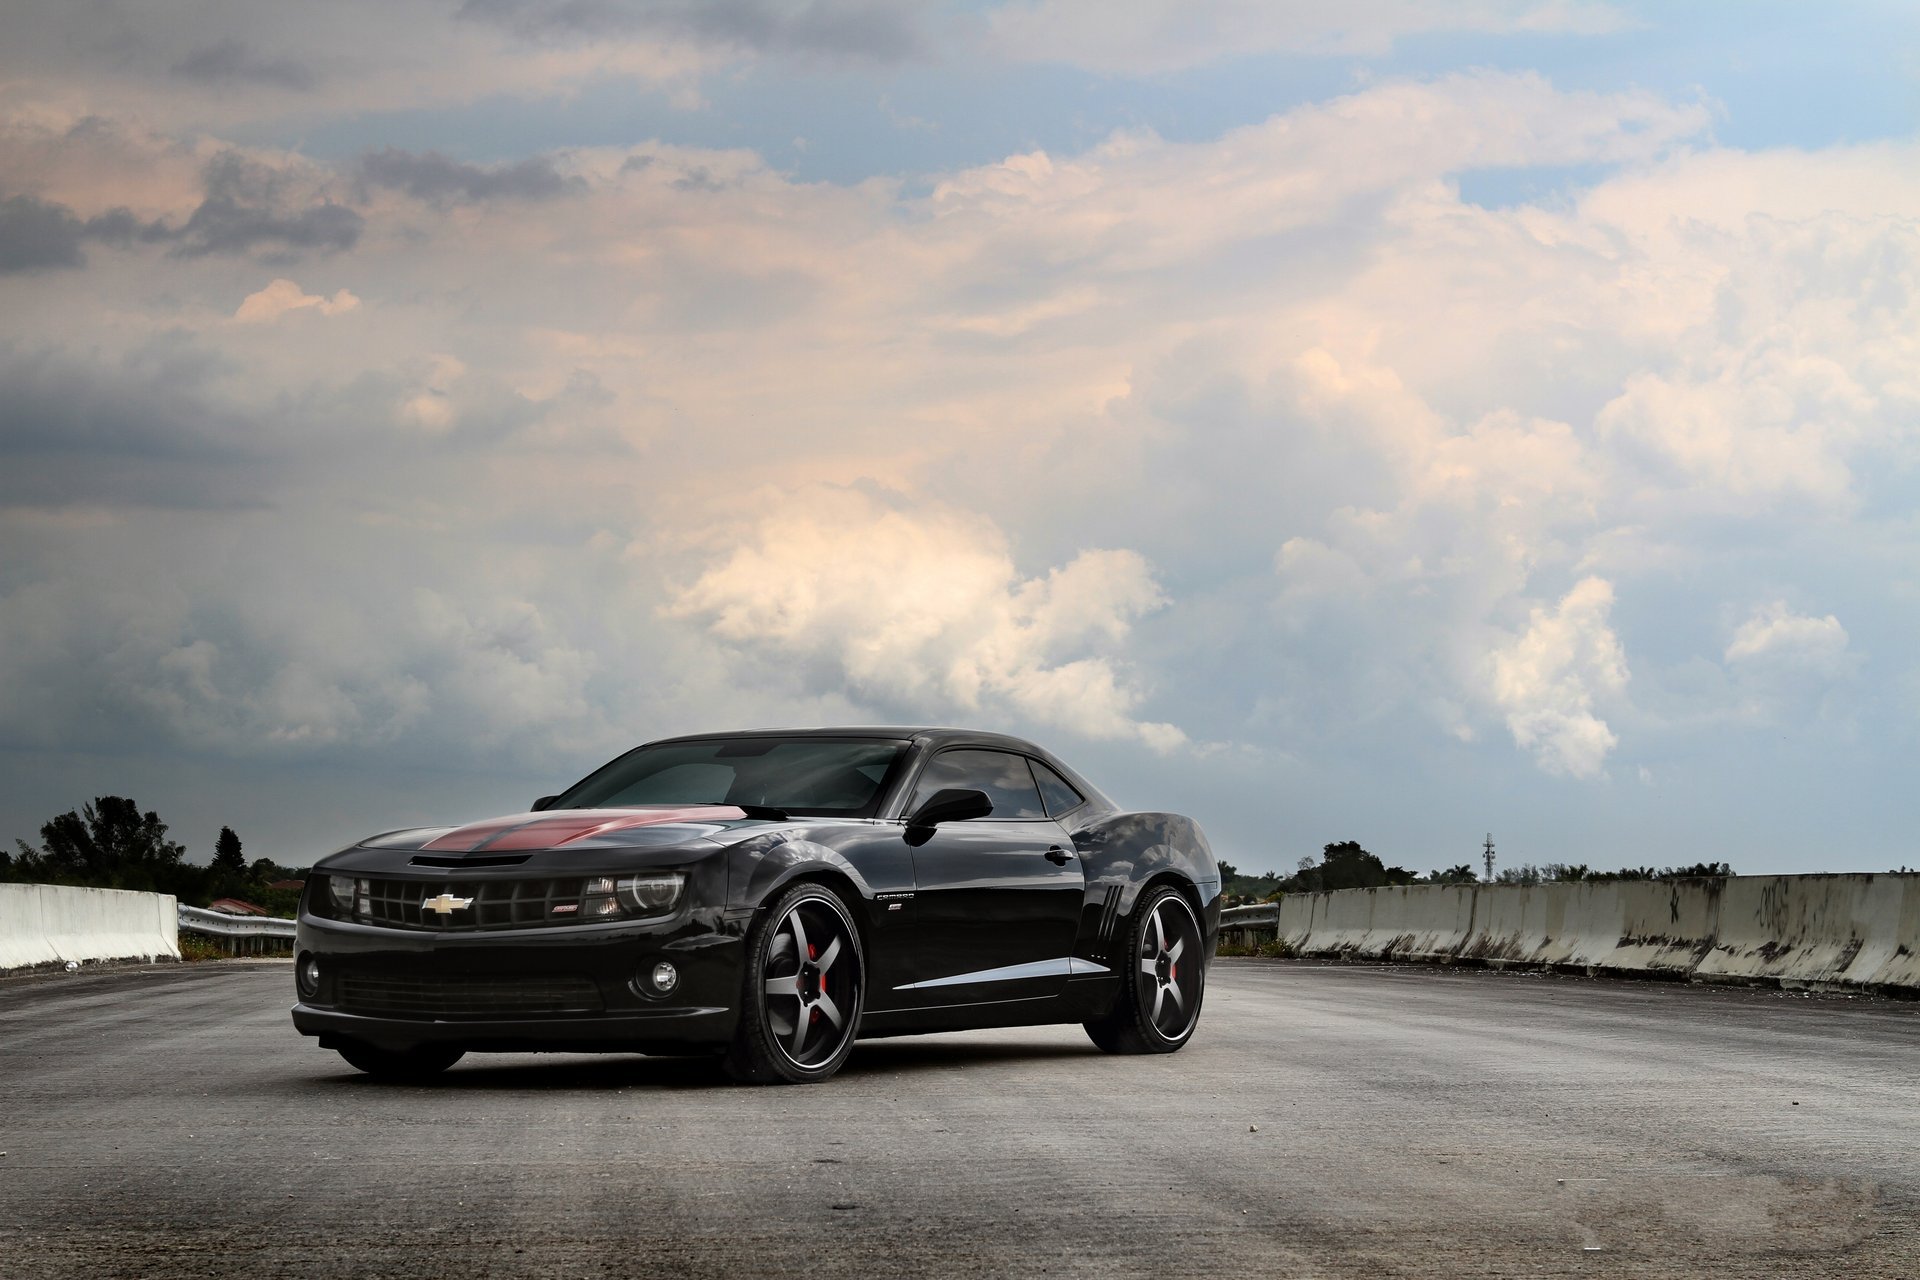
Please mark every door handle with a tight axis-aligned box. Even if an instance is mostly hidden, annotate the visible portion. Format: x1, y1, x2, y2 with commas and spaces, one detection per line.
1044, 846, 1074, 865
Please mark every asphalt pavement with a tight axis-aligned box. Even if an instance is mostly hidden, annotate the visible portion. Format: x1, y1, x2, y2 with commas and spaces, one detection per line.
1, 958, 1915, 1278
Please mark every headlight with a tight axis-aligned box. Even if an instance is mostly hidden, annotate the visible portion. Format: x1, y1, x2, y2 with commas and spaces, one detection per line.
325, 875, 368, 919
618, 872, 685, 916
578, 873, 683, 921
581, 876, 625, 920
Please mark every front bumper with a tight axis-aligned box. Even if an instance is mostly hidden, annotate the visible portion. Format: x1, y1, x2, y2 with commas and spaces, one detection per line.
290, 910, 745, 1054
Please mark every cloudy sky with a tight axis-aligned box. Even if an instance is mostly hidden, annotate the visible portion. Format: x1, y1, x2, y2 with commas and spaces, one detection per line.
4, 1, 1918, 876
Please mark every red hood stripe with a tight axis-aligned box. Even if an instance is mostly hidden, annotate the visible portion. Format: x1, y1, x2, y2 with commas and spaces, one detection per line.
421, 806, 747, 853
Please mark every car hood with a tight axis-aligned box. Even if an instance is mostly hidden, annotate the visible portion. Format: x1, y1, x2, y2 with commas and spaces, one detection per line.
356, 806, 765, 856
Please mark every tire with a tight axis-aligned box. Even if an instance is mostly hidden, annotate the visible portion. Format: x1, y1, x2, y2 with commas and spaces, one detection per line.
723, 882, 866, 1084
336, 1041, 465, 1081
1084, 884, 1206, 1054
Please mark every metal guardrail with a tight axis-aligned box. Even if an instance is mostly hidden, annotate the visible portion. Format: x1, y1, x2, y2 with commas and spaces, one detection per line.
178, 904, 297, 939
1218, 902, 1281, 949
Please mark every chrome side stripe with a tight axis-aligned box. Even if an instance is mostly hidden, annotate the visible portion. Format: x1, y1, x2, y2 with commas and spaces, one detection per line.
894, 956, 1110, 991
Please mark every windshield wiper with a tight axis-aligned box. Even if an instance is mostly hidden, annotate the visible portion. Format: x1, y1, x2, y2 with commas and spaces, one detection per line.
735, 804, 790, 821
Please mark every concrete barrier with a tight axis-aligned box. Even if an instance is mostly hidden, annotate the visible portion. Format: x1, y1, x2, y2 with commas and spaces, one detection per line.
0, 883, 181, 972
1693, 874, 1920, 993
1224, 873, 1920, 996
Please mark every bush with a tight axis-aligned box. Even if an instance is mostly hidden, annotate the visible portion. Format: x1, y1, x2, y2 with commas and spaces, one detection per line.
178, 933, 227, 962
1215, 938, 1295, 959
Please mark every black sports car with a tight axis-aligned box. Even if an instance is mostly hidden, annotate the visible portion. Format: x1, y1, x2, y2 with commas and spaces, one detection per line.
291, 727, 1219, 1083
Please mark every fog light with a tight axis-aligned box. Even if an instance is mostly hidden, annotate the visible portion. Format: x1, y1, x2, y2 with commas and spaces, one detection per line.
650, 961, 678, 994
297, 954, 321, 999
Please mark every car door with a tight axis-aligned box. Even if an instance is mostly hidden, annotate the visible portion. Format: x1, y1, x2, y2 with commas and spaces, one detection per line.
894, 748, 1086, 1007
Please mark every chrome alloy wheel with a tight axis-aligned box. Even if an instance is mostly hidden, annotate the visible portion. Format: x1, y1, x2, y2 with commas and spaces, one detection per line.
760, 895, 862, 1070
1138, 892, 1203, 1043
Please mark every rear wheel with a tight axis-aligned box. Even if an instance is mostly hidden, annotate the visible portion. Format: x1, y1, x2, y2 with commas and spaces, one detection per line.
723, 883, 866, 1084
336, 1042, 465, 1081
1084, 884, 1205, 1054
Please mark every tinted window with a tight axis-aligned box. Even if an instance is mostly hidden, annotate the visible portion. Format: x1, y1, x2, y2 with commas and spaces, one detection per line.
1029, 759, 1085, 817
909, 749, 1047, 820
555, 739, 906, 817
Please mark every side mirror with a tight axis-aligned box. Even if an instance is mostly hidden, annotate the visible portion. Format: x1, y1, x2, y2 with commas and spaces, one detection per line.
530, 795, 559, 812
907, 788, 993, 827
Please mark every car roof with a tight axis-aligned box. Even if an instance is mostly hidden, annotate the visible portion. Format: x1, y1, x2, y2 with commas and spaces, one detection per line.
634, 726, 1114, 816
644, 726, 1046, 753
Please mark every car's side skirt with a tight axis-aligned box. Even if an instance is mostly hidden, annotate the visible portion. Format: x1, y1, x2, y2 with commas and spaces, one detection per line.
855, 976, 1120, 1037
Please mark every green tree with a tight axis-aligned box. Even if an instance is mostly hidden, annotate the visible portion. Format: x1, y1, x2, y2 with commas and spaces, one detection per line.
1668, 862, 1733, 878
212, 826, 245, 875
1285, 841, 1416, 892
12, 797, 191, 894
1427, 864, 1478, 885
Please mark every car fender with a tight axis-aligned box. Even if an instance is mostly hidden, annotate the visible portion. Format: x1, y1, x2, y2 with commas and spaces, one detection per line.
1067, 811, 1221, 969
727, 833, 877, 915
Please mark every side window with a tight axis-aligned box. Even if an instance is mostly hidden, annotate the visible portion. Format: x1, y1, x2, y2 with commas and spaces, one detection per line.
1029, 759, 1085, 817
909, 749, 1047, 820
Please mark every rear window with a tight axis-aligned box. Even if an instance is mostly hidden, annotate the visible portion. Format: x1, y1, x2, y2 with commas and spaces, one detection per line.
1029, 759, 1085, 817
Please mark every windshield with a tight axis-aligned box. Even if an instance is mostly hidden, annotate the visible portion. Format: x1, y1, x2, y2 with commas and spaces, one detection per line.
552, 738, 909, 817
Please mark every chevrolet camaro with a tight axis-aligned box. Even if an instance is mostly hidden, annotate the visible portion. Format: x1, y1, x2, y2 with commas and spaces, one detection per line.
291, 727, 1219, 1084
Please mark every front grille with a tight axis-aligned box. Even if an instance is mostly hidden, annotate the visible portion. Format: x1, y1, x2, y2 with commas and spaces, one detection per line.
364, 877, 593, 931
338, 973, 605, 1019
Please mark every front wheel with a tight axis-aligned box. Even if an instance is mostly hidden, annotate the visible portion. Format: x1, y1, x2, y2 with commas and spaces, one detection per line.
723, 883, 866, 1084
1084, 885, 1206, 1054
336, 1042, 465, 1081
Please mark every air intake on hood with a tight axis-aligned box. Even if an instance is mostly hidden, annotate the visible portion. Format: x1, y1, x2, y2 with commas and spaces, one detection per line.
409, 853, 534, 868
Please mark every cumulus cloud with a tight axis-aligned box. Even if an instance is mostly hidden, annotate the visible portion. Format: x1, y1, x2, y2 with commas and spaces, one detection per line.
398, 356, 469, 434
0, 194, 87, 273
171, 153, 361, 257
1725, 602, 1851, 671
1488, 578, 1628, 779
665, 485, 1186, 750
0, 148, 361, 268
359, 149, 577, 205
1586, 215, 1920, 517
0, 193, 174, 273
233, 279, 361, 323
1708, 602, 1859, 732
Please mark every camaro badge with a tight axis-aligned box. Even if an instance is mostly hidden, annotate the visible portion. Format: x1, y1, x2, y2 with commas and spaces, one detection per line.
422, 893, 474, 916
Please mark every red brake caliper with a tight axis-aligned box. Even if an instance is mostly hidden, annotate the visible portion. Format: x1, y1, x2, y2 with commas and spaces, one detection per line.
808, 942, 821, 1016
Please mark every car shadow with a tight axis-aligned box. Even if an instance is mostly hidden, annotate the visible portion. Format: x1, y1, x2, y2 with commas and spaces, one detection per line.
840, 1038, 1099, 1076
305, 1036, 1100, 1091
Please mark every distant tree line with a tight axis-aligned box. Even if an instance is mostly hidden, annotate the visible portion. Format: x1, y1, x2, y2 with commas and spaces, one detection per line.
1, 796, 307, 915
1219, 844, 1734, 903
1491, 861, 1733, 886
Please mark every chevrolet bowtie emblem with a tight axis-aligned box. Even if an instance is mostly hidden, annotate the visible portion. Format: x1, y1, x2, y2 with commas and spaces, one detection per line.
422, 893, 474, 916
